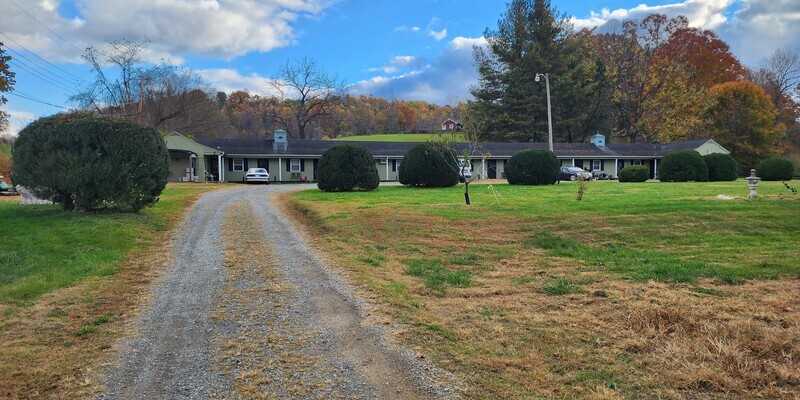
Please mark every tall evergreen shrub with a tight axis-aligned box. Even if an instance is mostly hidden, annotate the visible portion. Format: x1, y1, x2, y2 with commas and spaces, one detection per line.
657, 151, 708, 182
317, 144, 379, 191
12, 113, 169, 211
398, 143, 459, 187
756, 158, 794, 181
505, 149, 559, 185
618, 165, 649, 182
703, 153, 738, 181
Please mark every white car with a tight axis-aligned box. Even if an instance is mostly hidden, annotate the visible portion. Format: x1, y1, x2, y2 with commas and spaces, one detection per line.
244, 168, 270, 183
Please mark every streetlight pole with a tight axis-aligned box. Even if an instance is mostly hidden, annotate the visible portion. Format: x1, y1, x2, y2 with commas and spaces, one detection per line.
535, 73, 553, 152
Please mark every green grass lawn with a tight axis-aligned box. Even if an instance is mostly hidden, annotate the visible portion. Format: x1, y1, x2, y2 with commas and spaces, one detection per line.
332, 133, 466, 142
0, 184, 224, 305
286, 180, 800, 398
292, 180, 799, 283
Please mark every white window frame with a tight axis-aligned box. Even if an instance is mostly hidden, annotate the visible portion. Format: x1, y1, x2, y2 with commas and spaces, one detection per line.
593, 160, 601, 171
290, 158, 301, 172
233, 158, 244, 171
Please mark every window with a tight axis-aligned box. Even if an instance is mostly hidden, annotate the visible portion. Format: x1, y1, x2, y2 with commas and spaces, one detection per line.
633, 160, 642, 166
593, 160, 601, 171
290, 159, 301, 172
233, 159, 244, 171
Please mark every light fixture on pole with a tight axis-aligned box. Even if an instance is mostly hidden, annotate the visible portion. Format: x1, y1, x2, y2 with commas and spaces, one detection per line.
535, 73, 553, 152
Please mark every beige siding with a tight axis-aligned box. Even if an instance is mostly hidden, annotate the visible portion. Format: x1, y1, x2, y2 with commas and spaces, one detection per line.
694, 140, 730, 155
163, 132, 222, 182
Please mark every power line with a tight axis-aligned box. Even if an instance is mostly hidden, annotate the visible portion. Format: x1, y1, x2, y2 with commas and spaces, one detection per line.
0, 31, 86, 83
8, 59, 80, 93
7, 0, 85, 54
3, 45, 83, 89
7, 91, 69, 109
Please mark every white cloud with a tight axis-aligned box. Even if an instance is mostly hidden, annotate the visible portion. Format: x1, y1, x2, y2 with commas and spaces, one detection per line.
0, 0, 338, 63
571, 0, 735, 30
394, 25, 421, 32
428, 28, 448, 41
196, 68, 275, 96
1, 109, 37, 137
717, 0, 800, 65
426, 17, 448, 41
367, 55, 426, 74
349, 36, 487, 104
570, 0, 800, 66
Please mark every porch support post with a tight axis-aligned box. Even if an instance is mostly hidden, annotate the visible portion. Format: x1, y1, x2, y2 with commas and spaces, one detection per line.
482, 158, 486, 180
614, 158, 618, 179
187, 155, 192, 182
218, 153, 224, 182
654, 159, 658, 180
572, 158, 575, 167
386, 157, 389, 181
278, 157, 282, 182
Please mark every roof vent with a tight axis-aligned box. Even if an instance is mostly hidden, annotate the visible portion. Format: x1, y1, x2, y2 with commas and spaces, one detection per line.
590, 132, 606, 147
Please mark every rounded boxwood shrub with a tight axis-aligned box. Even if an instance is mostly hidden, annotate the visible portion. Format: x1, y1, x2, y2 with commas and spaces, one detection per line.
657, 150, 708, 182
505, 149, 559, 185
317, 144, 379, 192
618, 165, 649, 182
12, 112, 168, 212
703, 153, 738, 181
398, 143, 459, 187
756, 158, 794, 181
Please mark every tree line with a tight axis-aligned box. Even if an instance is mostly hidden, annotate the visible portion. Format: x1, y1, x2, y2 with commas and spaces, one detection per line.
63, 42, 465, 140
4, 1, 798, 173
471, 0, 799, 171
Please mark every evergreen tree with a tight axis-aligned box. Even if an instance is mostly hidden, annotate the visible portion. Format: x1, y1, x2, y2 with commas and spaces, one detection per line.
471, 0, 600, 142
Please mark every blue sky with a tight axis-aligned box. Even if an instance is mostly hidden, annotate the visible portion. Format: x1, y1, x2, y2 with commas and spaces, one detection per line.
2, 0, 799, 135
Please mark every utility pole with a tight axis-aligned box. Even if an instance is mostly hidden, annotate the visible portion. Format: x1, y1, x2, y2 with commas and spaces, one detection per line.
535, 73, 553, 152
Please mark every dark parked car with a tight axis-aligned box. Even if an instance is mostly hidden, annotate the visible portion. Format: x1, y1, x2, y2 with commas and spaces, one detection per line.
559, 166, 593, 181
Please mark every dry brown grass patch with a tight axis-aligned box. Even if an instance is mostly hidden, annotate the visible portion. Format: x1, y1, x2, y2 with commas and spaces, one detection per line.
0, 186, 218, 399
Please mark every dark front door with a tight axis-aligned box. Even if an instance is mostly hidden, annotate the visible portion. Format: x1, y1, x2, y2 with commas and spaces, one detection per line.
207, 156, 219, 181
313, 159, 319, 181
487, 160, 497, 179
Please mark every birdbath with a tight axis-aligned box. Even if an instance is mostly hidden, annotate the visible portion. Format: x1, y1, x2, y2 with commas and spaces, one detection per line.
746, 169, 761, 199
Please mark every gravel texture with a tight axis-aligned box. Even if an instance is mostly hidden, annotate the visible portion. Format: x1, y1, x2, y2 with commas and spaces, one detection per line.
99, 185, 454, 399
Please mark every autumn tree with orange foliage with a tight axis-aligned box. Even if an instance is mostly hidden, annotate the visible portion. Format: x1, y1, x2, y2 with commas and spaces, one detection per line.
702, 81, 784, 173
1, 42, 15, 132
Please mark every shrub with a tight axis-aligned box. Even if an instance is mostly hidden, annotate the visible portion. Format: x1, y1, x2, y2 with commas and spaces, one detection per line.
756, 158, 794, 181
657, 150, 708, 182
618, 165, 649, 182
398, 143, 459, 187
505, 149, 559, 185
12, 113, 168, 212
703, 153, 738, 181
317, 144, 379, 192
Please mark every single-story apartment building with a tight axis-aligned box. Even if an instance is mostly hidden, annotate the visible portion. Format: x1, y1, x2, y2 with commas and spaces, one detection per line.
164, 131, 730, 183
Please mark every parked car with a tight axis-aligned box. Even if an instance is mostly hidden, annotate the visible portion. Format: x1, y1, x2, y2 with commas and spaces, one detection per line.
559, 166, 593, 181
244, 168, 270, 183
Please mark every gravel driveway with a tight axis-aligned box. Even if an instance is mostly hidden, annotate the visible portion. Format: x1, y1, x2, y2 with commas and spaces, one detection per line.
99, 185, 452, 399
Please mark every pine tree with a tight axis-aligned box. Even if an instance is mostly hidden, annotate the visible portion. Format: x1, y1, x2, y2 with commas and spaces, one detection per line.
471, 0, 601, 142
